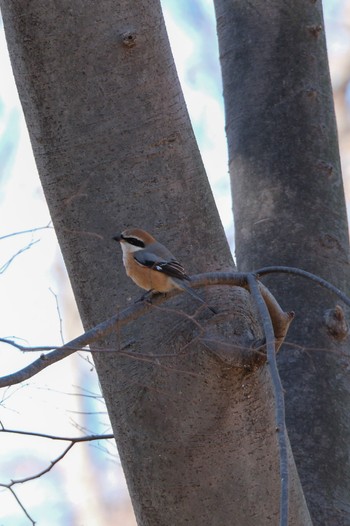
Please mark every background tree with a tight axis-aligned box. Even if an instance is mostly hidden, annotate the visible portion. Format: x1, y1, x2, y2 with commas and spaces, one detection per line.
0, 0, 349, 524
214, 1, 350, 522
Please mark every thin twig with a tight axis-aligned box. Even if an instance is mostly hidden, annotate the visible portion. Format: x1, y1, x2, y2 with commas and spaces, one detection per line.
247, 273, 289, 526
1, 430, 114, 496
2, 486, 36, 525
0, 239, 40, 274
17, 442, 76, 484
0, 425, 114, 522
49, 288, 65, 345
0, 223, 52, 241
0, 338, 88, 353
0, 424, 113, 443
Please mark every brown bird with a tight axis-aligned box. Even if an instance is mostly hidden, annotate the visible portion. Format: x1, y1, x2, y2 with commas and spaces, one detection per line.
113, 228, 216, 313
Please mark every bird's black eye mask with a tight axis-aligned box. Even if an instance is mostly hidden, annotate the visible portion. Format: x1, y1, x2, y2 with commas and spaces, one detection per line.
121, 235, 145, 248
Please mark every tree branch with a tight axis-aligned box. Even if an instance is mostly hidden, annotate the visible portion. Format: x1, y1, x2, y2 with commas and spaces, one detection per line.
0, 223, 53, 241
0, 239, 40, 274
0, 272, 246, 388
0, 425, 114, 525
255, 265, 350, 307
1, 269, 348, 389
1, 267, 348, 526
3, 486, 36, 525
247, 273, 289, 526
0, 424, 114, 443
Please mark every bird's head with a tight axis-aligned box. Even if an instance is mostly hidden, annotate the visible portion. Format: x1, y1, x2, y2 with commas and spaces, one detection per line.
113, 228, 156, 253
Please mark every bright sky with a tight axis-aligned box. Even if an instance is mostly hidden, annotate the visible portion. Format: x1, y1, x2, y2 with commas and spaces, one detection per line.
0, 1, 349, 524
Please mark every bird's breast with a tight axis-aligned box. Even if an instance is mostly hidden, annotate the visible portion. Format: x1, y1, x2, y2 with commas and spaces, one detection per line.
123, 251, 174, 292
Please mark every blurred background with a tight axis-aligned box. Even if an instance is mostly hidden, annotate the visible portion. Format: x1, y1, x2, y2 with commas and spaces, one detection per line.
1, 0, 350, 524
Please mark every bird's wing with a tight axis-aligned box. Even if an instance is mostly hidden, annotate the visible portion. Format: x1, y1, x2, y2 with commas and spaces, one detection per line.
134, 250, 189, 281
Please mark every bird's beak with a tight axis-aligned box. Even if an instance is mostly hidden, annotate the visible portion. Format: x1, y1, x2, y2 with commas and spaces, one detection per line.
112, 234, 122, 242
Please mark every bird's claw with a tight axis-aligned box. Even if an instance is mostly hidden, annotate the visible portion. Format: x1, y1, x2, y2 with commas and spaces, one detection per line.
135, 290, 154, 303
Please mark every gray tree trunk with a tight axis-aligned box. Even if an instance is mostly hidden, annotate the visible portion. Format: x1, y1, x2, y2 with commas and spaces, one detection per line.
1, 0, 311, 524
214, 0, 350, 524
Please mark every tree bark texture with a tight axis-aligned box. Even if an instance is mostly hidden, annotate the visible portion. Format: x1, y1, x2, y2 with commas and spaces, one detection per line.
215, 0, 350, 523
2, 0, 310, 524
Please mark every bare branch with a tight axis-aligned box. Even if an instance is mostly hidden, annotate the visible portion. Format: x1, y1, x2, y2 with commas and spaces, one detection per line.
0, 424, 115, 524
2, 269, 348, 389
0, 273, 245, 388
0, 223, 53, 241
49, 288, 65, 345
0, 295, 149, 387
1, 267, 348, 526
0, 485, 36, 525
0, 239, 40, 274
0, 441, 73, 526
18, 442, 76, 484
255, 265, 350, 307
247, 273, 289, 526
0, 424, 113, 442
0, 338, 87, 353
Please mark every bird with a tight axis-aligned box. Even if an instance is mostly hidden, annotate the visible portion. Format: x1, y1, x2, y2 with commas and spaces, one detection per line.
113, 228, 216, 313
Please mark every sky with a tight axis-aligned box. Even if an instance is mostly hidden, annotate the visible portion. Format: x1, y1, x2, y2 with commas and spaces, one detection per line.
0, 1, 349, 525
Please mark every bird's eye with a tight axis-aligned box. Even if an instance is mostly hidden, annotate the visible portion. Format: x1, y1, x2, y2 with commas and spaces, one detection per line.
123, 236, 145, 248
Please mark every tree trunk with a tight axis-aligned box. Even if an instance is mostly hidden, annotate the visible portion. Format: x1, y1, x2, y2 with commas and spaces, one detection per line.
1, 0, 311, 524
214, 0, 350, 523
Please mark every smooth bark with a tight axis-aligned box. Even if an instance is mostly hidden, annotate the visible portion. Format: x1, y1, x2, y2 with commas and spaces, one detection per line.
215, 0, 350, 523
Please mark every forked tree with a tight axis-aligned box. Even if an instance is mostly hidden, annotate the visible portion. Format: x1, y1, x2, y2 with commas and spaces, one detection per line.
1, 1, 349, 525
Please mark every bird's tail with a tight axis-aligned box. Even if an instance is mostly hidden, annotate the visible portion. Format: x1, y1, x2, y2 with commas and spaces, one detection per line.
173, 278, 217, 314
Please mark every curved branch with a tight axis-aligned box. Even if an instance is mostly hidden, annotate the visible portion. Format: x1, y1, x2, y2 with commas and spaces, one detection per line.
255, 265, 350, 307
190, 273, 294, 349
247, 273, 289, 526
